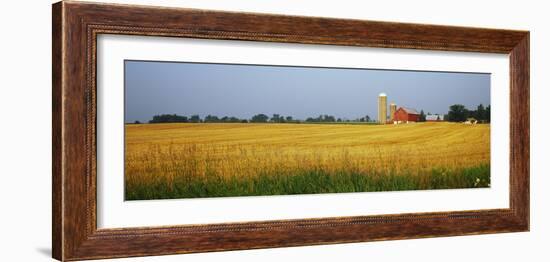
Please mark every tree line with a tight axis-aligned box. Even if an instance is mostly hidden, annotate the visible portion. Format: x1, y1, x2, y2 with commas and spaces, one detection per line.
446, 104, 490, 123
413, 104, 490, 123
138, 104, 490, 124
142, 113, 375, 124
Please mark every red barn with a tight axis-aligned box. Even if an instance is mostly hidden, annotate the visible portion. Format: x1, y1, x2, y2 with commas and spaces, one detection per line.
393, 107, 420, 123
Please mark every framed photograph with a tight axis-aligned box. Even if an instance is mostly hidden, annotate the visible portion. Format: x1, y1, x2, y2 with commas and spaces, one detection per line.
52, 1, 529, 261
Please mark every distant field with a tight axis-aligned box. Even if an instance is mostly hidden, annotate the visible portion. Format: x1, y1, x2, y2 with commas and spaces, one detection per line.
125, 122, 490, 200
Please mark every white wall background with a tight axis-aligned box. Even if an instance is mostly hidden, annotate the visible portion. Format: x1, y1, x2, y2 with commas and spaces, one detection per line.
0, 0, 546, 261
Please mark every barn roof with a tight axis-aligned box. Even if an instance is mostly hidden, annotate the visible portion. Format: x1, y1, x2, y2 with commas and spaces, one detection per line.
399, 107, 419, 115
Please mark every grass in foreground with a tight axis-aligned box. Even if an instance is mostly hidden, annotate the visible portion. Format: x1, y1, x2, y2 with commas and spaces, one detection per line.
125, 164, 490, 200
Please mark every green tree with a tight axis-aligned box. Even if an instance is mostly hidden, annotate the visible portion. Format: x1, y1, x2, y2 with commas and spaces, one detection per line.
419, 110, 426, 122
251, 114, 269, 123
204, 115, 220, 123
190, 115, 201, 123
486, 105, 491, 123
149, 114, 188, 123
324, 115, 336, 122
475, 104, 486, 121
448, 104, 467, 122
271, 114, 280, 122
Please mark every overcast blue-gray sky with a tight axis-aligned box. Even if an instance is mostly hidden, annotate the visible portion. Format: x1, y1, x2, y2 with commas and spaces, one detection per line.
125, 60, 490, 123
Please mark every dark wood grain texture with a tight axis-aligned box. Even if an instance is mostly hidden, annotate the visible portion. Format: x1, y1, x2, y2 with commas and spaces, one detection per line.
52, 1, 530, 261
52, 2, 63, 260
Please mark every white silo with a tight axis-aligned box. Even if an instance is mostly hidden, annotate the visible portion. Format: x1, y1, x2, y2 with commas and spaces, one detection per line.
378, 93, 387, 124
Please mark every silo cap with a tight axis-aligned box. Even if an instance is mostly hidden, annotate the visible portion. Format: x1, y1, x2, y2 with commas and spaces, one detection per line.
379, 93, 387, 97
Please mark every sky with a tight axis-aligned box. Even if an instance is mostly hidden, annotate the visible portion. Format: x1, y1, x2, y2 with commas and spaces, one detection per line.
125, 60, 490, 123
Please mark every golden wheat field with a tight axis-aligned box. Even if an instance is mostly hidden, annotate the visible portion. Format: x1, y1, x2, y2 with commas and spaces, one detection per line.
125, 122, 490, 200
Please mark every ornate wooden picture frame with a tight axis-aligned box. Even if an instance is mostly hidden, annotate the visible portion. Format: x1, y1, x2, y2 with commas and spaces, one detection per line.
52, 1, 529, 261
